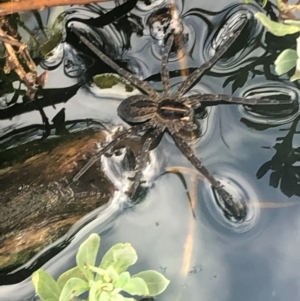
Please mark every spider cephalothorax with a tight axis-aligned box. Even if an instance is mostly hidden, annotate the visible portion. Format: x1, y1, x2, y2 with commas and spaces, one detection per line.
118, 95, 196, 132
69, 16, 292, 220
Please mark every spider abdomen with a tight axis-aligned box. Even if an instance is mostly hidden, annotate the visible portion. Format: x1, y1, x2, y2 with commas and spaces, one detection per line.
118, 95, 158, 123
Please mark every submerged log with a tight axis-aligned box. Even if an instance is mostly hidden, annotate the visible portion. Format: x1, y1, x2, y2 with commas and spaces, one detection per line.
0, 125, 124, 273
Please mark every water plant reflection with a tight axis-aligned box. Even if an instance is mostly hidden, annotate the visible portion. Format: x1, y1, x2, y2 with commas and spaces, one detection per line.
256, 114, 300, 198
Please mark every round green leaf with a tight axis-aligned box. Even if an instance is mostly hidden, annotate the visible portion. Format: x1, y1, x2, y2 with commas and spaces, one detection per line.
122, 277, 149, 296
275, 49, 298, 75
32, 269, 61, 301
132, 270, 170, 297
57, 267, 85, 290
115, 272, 130, 289
59, 278, 89, 301
100, 243, 137, 273
76, 233, 101, 281
255, 12, 300, 36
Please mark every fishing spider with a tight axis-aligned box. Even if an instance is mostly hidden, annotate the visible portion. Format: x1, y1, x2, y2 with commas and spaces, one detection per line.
70, 19, 291, 219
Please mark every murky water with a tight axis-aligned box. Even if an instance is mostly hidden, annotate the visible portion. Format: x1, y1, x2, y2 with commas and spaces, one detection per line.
1, 0, 300, 300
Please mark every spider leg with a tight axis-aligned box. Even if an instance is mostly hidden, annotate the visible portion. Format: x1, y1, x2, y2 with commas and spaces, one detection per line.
169, 130, 246, 219
127, 127, 161, 196
69, 123, 149, 185
181, 93, 293, 109
161, 34, 174, 96
174, 17, 248, 98
71, 27, 159, 98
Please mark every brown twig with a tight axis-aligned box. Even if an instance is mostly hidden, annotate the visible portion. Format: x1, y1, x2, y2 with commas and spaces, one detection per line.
0, 0, 112, 17
0, 17, 47, 99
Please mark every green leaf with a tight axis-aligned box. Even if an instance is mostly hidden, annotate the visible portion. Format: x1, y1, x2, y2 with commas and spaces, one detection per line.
93, 74, 119, 89
111, 293, 125, 301
59, 278, 89, 301
40, 32, 63, 57
100, 243, 137, 273
284, 19, 300, 26
89, 280, 103, 301
122, 277, 149, 296
57, 267, 86, 290
76, 233, 101, 281
132, 270, 170, 297
290, 68, 300, 81
93, 73, 134, 92
106, 266, 119, 283
290, 57, 300, 81
275, 49, 297, 75
99, 291, 112, 301
255, 12, 300, 36
88, 266, 108, 277
115, 272, 130, 289
32, 269, 61, 301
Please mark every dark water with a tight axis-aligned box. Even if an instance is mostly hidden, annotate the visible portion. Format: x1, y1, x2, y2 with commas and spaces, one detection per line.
1, 0, 300, 300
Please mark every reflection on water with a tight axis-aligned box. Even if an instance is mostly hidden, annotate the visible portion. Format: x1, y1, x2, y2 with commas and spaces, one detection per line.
1, 0, 300, 300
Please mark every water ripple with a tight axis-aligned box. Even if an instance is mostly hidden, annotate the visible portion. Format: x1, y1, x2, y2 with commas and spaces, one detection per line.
201, 167, 261, 237
239, 83, 300, 125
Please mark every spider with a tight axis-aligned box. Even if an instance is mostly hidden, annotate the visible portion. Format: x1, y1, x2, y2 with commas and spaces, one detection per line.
69, 18, 291, 219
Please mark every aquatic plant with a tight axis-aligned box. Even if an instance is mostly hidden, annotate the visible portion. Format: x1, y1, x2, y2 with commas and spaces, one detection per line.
246, 0, 300, 81
32, 233, 170, 301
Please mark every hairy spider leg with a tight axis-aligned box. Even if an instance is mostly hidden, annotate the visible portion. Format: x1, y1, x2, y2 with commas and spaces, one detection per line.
180, 93, 293, 109
169, 128, 246, 219
161, 34, 174, 96
71, 27, 159, 98
70, 123, 150, 185
174, 17, 248, 98
127, 127, 161, 196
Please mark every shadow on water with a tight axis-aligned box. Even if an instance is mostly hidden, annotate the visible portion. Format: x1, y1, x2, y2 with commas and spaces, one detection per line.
1, 0, 300, 300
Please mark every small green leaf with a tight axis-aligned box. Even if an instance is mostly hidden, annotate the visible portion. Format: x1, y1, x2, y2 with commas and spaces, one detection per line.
89, 280, 103, 301
290, 69, 300, 81
106, 266, 119, 283
40, 32, 63, 57
57, 267, 86, 290
111, 293, 125, 301
88, 266, 108, 277
76, 233, 101, 281
132, 270, 170, 297
122, 277, 149, 296
93, 73, 135, 92
290, 58, 300, 81
59, 278, 89, 301
32, 269, 61, 301
115, 272, 130, 289
100, 243, 137, 273
99, 291, 111, 301
255, 12, 300, 36
93, 74, 119, 89
275, 49, 297, 75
